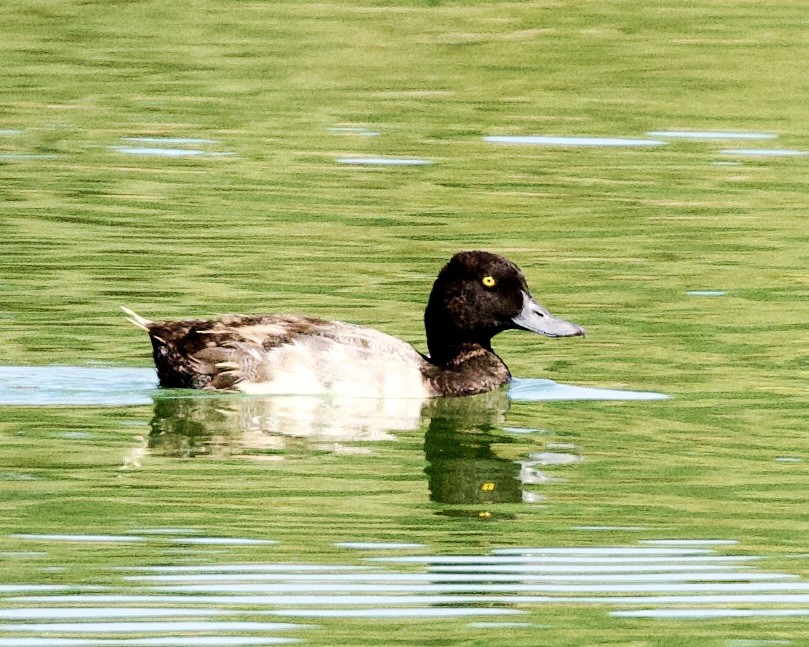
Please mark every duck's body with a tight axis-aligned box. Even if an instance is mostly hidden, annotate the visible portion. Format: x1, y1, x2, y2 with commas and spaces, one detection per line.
128, 312, 433, 398
125, 251, 584, 398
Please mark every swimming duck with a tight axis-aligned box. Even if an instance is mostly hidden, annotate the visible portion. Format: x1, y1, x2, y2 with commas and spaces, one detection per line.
123, 251, 584, 398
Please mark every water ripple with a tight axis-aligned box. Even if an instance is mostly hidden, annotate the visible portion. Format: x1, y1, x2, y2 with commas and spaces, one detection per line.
6, 536, 809, 639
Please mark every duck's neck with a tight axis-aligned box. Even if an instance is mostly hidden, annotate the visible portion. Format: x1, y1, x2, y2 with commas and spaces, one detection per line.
427, 336, 493, 367
424, 298, 496, 366
424, 342, 511, 397
423, 284, 511, 393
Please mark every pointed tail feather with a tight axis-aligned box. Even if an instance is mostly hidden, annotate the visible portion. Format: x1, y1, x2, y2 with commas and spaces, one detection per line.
120, 306, 154, 332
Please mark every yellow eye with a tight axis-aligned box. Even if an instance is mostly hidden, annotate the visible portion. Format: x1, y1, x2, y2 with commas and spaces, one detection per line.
482, 275, 496, 288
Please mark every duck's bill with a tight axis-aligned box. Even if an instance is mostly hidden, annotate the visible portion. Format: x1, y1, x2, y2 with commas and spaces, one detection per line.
511, 292, 585, 338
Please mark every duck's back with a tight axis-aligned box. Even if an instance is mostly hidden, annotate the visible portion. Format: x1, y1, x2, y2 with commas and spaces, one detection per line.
144, 314, 432, 398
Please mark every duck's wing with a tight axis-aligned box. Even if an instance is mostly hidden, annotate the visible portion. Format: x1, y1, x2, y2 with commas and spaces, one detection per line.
185, 315, 331, 390
124, 309, 332, 389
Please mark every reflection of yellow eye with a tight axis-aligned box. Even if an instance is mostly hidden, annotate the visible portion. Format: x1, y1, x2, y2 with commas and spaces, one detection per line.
482, 275, 496, 288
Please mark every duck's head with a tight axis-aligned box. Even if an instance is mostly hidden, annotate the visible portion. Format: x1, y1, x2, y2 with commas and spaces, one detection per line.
424, 251, 584, 365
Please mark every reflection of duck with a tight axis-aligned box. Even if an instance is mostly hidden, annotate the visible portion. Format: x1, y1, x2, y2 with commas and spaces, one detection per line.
148, 390, 510, 458
149, 394, 424, 456
423, 393, 524, 504
147, 391, 570, 506
123, 251, 583, 398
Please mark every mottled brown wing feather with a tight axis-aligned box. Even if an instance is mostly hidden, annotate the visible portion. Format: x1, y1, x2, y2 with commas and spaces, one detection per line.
147, 314, 331, 389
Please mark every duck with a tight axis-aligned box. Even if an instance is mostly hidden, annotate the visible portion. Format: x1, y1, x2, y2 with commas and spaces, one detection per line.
123, 250, 584, 398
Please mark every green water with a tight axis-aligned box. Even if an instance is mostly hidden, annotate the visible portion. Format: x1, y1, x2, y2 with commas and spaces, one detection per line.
1, 0, 808, 644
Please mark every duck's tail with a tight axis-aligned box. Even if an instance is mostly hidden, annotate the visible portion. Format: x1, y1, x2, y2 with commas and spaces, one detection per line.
120, 306, 154, 332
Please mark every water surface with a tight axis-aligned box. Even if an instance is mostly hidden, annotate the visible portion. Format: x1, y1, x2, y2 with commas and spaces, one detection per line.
5, 537, 809, 637
2, 1, 807, 645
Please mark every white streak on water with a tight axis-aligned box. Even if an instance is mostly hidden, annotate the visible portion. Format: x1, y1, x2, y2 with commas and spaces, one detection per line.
687, 291, 727, 297
125, 529, 201, 536
0, 585, 74, 593
121, 137, 219, 144
0, 367, 156, 406
333, 542, 426, 550
572, 526, 648, 531
9, 594, 526, 605
647, 131, 776, 140
491, 547, 708, 556
0, 473, 37, 481
336, 157, 433, 166
501, 426, 549, 435
467, 622, 537, 628
0, 622, 308, 633
0, 609, 231, 620
525, 452, 580, 466
12, 534, 145, 543
263, 608, 523, 618
0, 638, 300, 647
111, 147, 207, 157
429, 563, 749, 573
611, 608, 809, 619
369, 555, 760, 564
484, 135, 665, 147
126, 572, 795, 584
509, 379, 669, 401
569, 594, 809, 605
719, 149, 808, 157
15, 593, 809, 607
170, 538, 276, 546
328, 127, 379, 137
155, 582, 809, 594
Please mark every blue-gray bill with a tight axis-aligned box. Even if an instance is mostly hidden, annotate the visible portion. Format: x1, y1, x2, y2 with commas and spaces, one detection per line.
511, 292, 585, 338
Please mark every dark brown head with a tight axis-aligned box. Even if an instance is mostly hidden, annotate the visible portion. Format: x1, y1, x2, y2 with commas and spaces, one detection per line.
423, 251, 584, 366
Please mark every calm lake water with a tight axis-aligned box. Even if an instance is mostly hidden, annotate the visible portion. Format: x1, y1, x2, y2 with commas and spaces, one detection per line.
2, 0, 808, 645
1, 360, 806, 646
